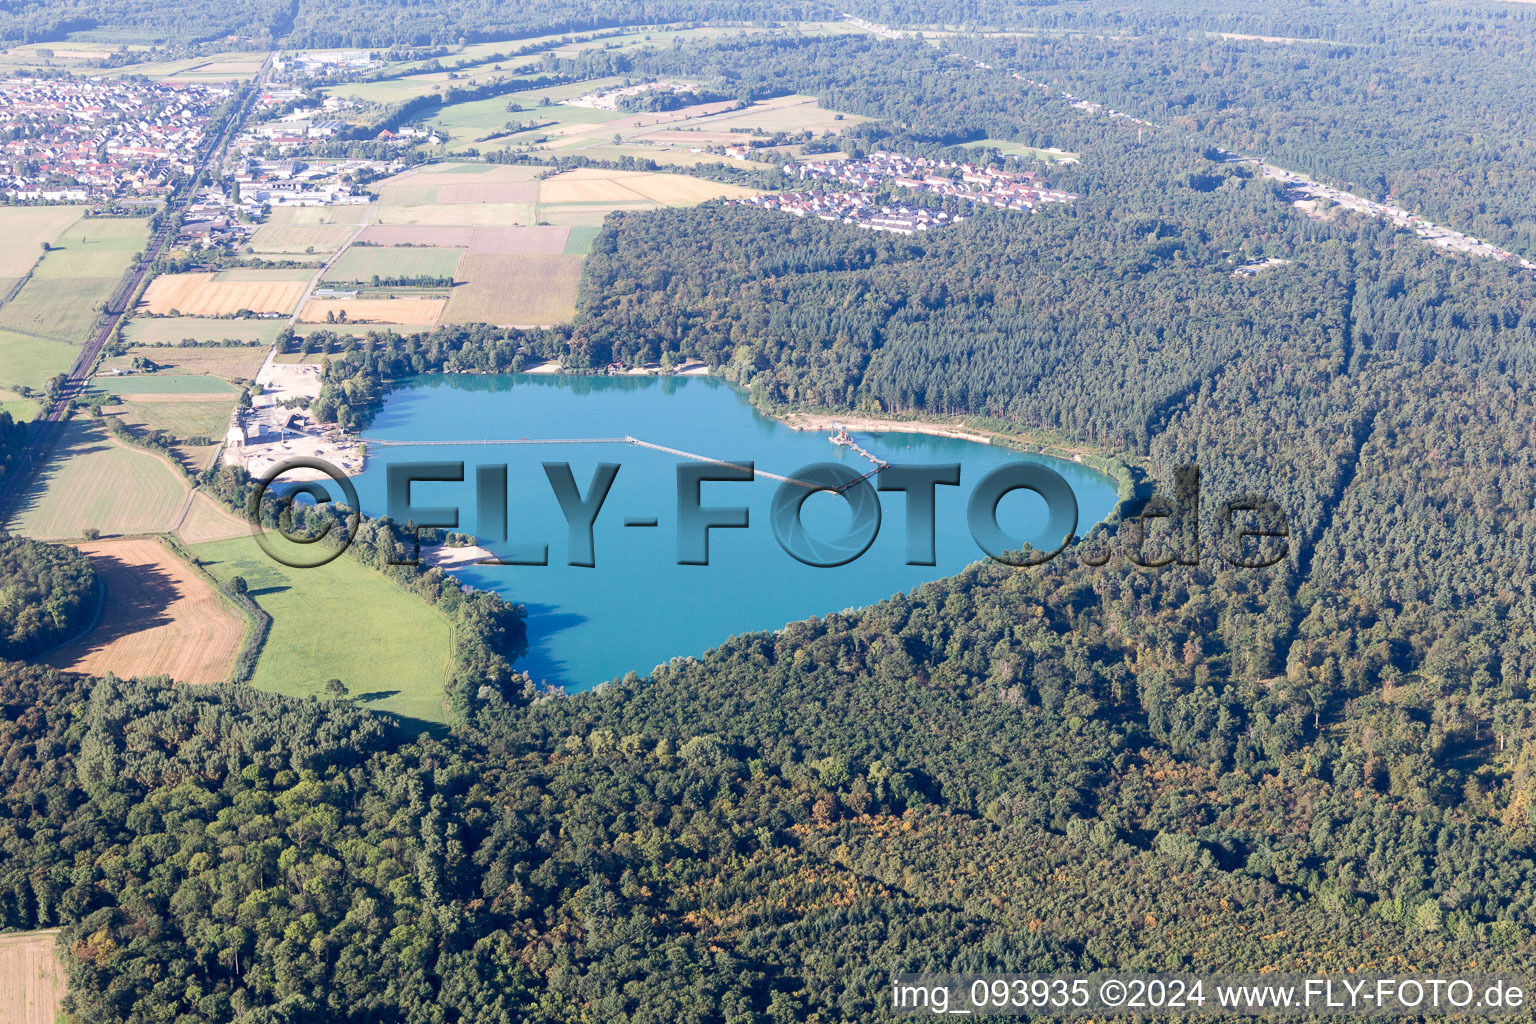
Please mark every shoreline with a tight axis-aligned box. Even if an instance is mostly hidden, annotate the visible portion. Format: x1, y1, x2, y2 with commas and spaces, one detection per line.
420, 542, 499, 569
775, 410, 1097, 464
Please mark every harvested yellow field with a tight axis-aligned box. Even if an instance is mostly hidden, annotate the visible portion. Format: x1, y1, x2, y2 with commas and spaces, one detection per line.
0, 930, 65, 1024
299, 298, 447, 325
140, 273, 308, 316
442, 254, 583, 326
538, 168, 757, 205
45, 538, 246, 684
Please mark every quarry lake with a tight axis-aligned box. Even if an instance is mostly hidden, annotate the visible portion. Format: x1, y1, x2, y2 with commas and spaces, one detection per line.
350, 374, 1120, 691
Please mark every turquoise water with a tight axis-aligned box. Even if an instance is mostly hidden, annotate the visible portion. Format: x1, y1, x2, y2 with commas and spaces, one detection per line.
351, 374, 1120, 691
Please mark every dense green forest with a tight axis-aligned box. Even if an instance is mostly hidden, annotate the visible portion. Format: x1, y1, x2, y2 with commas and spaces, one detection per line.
0, 533, 94, 660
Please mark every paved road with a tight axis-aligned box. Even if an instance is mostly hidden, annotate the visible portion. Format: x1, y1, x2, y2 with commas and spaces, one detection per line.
0, 67, 263, 521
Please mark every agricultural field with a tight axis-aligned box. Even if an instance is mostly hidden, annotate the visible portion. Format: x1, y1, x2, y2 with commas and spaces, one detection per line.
299, 166, 752, 331
357, 225, 476, 247
139, 269, 311, 316
371, 201, 536, 226
7, 417, 188, 540
0, 216, 149, 342
443, 254, 584, 326
0, 929, 65, 1024
0, 206, 82, 284
105, 397, 237, 440
94, 373, 240, 396
429, 76, 628, 151
299, 297, 448, 325
684, 93, 863, 133
564, 226, 602, 254
322, 245, 465, 282
102, 340, 269, 379
495, 88, 866, 166
539, 166, 757, 204
122, 314, 288, 347
193, 535, 454, 726
0, 330, 77, 390
248, 204, 368, 257
176, 491, 250, 545
0, 40, 154, 72
44, 538, 246, 684
0, 277, 115, 342
92, 51, 266, 81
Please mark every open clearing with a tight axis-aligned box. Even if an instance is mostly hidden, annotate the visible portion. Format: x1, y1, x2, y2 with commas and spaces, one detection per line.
443, 253, 584, 325
140, 272, 309, 316
0, 330, 77, 389
91, 50, 265, 81
323, 246, 465, 281
194, 535, 454, 725
960, 138, 1079, 162
375, 165, 543, 192
688, 94, 862, 133
44, 538, 245, 684
299, 298, 448, 325
7, 417, 187, 540
428, 76, 628, 150
354, 225, 571, 251
0, 929, 65, 1024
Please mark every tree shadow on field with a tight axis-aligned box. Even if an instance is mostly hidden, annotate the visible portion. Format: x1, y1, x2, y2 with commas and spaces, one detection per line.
10, 424, 112, 526
45, 551, 179, 667
357, 689, 401, 703
248, 585, 291, 597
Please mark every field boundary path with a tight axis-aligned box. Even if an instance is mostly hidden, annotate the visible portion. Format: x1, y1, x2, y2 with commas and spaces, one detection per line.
287, 217, 373, 328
